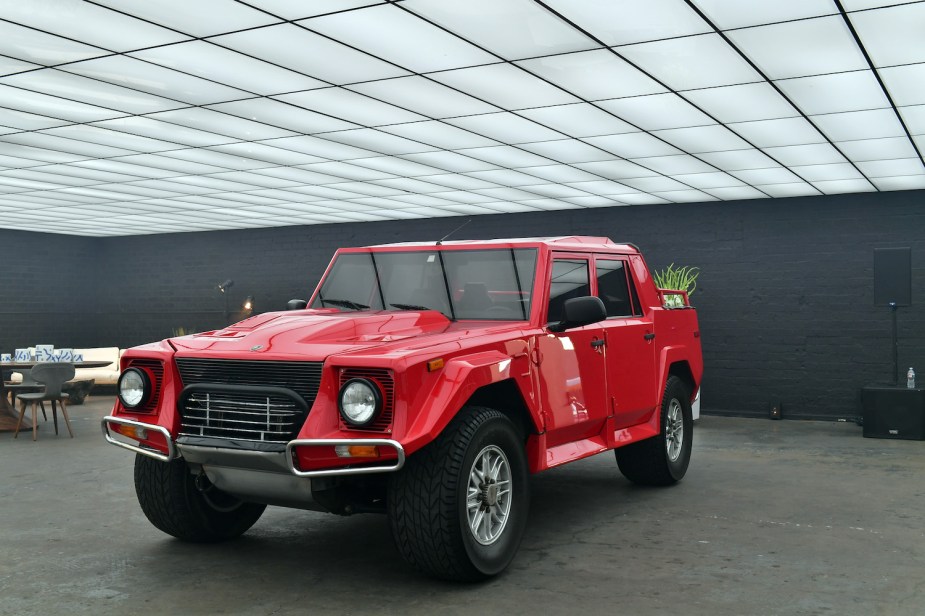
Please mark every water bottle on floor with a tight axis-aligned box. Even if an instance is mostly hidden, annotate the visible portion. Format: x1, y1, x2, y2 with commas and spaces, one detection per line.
908, 367, 916, 389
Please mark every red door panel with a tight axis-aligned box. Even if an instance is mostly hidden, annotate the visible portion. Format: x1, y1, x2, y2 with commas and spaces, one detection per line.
594, 257, 658, 429
539, 255, 608, 446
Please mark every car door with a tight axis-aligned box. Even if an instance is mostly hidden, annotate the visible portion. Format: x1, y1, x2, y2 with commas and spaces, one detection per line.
594, 256, 658, 429
536, 254, 609, 447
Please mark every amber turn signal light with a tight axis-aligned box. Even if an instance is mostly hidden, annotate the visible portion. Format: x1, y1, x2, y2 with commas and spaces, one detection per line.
427, 358, 445, 372
113, 423, 148, 441
334, 445, 380, 458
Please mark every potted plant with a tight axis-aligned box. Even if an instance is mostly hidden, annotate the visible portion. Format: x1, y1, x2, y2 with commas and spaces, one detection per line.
652, 263, 700, 308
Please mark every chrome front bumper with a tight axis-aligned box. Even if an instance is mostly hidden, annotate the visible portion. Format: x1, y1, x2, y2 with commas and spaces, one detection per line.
101, 416, 405, 478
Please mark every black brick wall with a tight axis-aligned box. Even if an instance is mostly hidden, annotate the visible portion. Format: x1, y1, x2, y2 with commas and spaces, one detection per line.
0, 229, 101, 350
2, 189, 923, 420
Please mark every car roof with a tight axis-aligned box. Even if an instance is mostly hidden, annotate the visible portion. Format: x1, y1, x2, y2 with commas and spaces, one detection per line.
366, 236, 640, 253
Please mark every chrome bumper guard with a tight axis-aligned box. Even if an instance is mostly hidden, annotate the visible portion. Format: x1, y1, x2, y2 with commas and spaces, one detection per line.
101, 416, 178, 462
102, 417, 405, 478
286, 438, 406, 478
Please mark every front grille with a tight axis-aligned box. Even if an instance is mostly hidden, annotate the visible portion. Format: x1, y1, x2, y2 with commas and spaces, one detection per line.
175, 358, 323, 445
179, 389, 303, 444
175, 358, 322, 403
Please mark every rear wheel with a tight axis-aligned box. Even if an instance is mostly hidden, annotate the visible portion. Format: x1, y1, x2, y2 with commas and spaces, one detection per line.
616, 376, 692, 486
134, 455, 266, 542
388, 406, 529, 581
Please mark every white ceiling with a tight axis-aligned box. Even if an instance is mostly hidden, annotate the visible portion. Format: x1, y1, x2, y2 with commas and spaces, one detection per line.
1, 0, 923, 236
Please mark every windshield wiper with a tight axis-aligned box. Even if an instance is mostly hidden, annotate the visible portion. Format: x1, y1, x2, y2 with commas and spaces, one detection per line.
320, 298, 369, 310
390, 303, 432, 311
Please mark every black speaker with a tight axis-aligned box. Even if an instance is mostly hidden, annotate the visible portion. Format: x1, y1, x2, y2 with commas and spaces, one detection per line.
874, 248, 911, 306
861, 386, 925, 440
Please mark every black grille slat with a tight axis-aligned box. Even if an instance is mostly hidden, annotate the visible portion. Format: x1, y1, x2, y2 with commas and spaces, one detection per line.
175, 358, 322, 402
175, 359, 321, 445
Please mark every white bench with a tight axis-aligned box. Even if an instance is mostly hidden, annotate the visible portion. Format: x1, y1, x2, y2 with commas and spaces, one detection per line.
7, 347, 122, 385
73, 347, 122, 385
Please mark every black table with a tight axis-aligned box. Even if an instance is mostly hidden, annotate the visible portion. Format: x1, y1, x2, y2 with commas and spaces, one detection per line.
1, 361, 113, 432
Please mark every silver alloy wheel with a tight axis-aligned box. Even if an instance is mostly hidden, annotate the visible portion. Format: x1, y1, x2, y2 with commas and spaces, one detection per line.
466, 444, 512, 546
665, 399, 684, 462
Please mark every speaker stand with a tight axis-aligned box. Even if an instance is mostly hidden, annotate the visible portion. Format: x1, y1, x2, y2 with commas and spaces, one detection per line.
889, 301, 898, 386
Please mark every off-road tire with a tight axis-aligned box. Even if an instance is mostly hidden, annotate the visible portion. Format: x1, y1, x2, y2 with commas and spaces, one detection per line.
616, 375, 693, 486
134, 454, 266, 542
388, 406, 529, 582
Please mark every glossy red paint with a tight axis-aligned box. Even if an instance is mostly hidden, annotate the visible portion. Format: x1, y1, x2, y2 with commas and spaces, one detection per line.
108, 236, 702, 477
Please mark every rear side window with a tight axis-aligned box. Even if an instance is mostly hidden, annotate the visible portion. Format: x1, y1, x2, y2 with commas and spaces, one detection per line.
548, 259, 590, 323
595, 259, 639, 317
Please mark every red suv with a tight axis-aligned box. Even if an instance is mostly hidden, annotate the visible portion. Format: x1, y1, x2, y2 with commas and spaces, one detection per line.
103, 236, 703, 581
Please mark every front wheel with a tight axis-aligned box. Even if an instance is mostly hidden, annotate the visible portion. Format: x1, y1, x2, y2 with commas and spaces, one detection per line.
134, 455, 266, 542
616, 375, 693, 486
388, 406, 529, 581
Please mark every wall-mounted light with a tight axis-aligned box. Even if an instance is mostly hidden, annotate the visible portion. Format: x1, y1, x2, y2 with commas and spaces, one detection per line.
217, 279, 235, 325
243, 296, 254, 311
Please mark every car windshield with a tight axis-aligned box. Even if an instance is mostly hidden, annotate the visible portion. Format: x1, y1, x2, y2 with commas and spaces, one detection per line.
311, 248, 538, 321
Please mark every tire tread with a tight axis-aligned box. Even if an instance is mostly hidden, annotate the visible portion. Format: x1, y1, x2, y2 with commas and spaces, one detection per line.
134, 455, 265, 542
389, 406, 511, 581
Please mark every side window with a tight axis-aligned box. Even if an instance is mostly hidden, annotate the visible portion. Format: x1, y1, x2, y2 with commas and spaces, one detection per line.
595, 259, 637, 317
547, 259, 590, 323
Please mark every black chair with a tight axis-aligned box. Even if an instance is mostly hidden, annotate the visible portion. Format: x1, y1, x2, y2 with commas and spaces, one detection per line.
5, 369, 45, 418
14, 362, 76, 441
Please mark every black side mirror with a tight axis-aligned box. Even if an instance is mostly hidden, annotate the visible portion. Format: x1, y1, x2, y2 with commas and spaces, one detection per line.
287, 299, 308, 310
548, 296, 607, 332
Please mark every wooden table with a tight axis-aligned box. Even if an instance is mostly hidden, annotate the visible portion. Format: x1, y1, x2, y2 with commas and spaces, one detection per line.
0, 361, 114, 432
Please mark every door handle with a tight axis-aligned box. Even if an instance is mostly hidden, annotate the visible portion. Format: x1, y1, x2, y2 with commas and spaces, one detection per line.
591, 339, 605, 348
644, 333, 655, 340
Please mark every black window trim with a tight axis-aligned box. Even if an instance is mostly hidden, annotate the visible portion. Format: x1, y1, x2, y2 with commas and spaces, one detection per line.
593, 255, 644, 319
546, 254, 593, 325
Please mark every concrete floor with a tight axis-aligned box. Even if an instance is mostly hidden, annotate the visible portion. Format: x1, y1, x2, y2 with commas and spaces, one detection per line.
1, 396, 923, 616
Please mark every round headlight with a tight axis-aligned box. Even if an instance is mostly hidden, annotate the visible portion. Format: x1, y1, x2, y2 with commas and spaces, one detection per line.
339, 378, 382, 426
118, 368, 150, 408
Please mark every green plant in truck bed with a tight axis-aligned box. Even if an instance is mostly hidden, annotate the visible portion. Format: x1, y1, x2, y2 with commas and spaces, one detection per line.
653, 264, 700, 307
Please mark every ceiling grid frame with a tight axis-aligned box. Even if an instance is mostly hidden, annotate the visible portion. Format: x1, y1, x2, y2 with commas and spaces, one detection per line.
833, 0, 925, 169
683, 0, 878, 192
0, 0, 922, 235
0, 7, 672, 214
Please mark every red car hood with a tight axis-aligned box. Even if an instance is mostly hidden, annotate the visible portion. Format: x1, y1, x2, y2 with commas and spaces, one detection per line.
169, 309, 512, 361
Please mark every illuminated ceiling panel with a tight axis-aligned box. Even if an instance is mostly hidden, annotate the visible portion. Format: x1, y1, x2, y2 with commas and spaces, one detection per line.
0, 0, 922, 236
